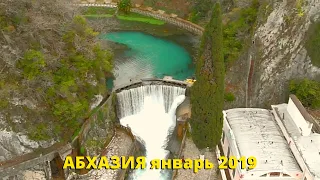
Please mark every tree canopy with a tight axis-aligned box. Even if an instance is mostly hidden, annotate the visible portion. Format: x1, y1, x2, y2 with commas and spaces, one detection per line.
190, 2, 225, 149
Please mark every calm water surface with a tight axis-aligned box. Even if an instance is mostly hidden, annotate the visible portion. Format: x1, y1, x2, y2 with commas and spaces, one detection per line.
101, 31, 195, 88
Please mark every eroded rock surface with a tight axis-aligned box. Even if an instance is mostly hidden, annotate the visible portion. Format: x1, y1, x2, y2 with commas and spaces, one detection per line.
251, 0, 320, 107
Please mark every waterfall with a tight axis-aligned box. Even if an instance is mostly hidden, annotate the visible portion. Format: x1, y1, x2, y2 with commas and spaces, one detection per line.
117, 85, 186, 180
117, 85, 186, 119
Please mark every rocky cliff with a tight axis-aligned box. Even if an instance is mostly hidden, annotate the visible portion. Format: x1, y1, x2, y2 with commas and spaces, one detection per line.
0, 0, 113, 162
251, 0, 320, 107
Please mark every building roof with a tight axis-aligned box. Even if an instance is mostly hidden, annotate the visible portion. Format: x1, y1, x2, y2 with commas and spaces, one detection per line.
289, 95, 313, 124
296, 133, 320, 179
224, 108, 301, 173
272, 104, 302, 138
290, 94, 320, 133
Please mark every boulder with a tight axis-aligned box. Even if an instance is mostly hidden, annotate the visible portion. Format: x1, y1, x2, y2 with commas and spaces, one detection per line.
157, 10, 165, 14
170, 13, 178, 18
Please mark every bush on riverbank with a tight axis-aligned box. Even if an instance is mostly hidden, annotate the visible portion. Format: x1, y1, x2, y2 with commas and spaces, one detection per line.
190, 3, 225, 149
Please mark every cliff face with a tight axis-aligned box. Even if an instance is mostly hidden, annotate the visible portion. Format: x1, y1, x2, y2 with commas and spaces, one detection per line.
250, 0, 320, 107
0, 0, 113, 162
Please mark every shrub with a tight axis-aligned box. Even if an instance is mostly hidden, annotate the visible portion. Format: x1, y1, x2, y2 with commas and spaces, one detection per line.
189, 0, 213, 23
305, 22, 320, 67
289, 79, 320, 109
225, 92, 236, 102
118, 0, 131, 14
223, 0, 259, 66
17, 50, 46, 80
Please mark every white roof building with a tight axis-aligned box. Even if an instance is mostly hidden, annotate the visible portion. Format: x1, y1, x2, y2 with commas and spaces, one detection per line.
219, 95, 320, 180
271, 95, 320, 180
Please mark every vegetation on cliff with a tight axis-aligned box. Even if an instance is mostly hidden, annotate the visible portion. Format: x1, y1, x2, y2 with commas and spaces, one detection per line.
188, 0, 213, 24
289, 79, 320, 109
189, 0, 259, 66
223, 0, 259, 66
190, 3, 225, 149
305, 22, 320, 67
0, 0, 113, 141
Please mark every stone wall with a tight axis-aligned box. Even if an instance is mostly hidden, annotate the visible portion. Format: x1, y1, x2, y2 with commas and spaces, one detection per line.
73, 3, 204, 35
131, 8, 204, 35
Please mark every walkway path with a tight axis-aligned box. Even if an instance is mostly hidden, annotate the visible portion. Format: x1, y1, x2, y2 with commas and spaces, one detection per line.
69, 129, 133, 179
0, 142, 71, 178
175, 138, 222, 180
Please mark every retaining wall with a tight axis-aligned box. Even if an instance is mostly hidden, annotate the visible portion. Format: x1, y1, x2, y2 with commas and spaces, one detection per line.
73, 3, 204, 35
131, 8, 203, 35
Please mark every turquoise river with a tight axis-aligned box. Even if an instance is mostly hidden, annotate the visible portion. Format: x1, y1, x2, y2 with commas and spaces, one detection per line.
102, 31, 195, 88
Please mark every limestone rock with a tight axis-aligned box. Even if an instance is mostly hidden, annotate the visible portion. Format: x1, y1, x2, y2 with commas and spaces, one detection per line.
157, 10, 165, 14
251, 0, 320, 106
170, 13, 178, 18
146, 7, 153, 11
23, 170, 46, 180
0, 130, 55, 161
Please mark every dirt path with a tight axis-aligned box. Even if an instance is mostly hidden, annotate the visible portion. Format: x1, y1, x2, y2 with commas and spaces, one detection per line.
174, 138, 222, 180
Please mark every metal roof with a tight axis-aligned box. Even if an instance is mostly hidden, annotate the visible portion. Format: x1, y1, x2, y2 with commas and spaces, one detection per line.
224, 108, 301, 173
296, 133, 320, 179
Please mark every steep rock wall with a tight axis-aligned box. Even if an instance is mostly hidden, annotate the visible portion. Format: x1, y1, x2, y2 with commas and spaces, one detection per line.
251, 0, 320, 107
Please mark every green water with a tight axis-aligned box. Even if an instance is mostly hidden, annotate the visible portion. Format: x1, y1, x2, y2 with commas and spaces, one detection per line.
102, 31, 195, 88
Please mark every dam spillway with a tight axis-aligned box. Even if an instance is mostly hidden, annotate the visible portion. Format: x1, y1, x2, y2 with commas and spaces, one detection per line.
117, 84, 186, 180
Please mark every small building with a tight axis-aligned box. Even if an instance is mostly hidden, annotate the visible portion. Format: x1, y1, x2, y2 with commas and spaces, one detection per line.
220, 95, 320, 180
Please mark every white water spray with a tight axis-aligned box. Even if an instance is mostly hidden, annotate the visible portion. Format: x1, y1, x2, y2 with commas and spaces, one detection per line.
117, 85, 186, 180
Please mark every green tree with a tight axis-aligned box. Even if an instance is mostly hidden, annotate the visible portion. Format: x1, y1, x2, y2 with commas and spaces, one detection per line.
118, 0, 131, 14
289, 79, 320, 109
190, 3, 225, 149
189, 0, 213, 23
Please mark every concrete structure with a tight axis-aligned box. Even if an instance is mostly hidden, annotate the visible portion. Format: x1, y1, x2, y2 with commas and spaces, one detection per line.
0, 142, 72, 178
221, 95, 320, 180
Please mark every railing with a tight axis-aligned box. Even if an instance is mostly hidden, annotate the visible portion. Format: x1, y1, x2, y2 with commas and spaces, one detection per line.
0, 142, 72, 178
171, 122, 188, 180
